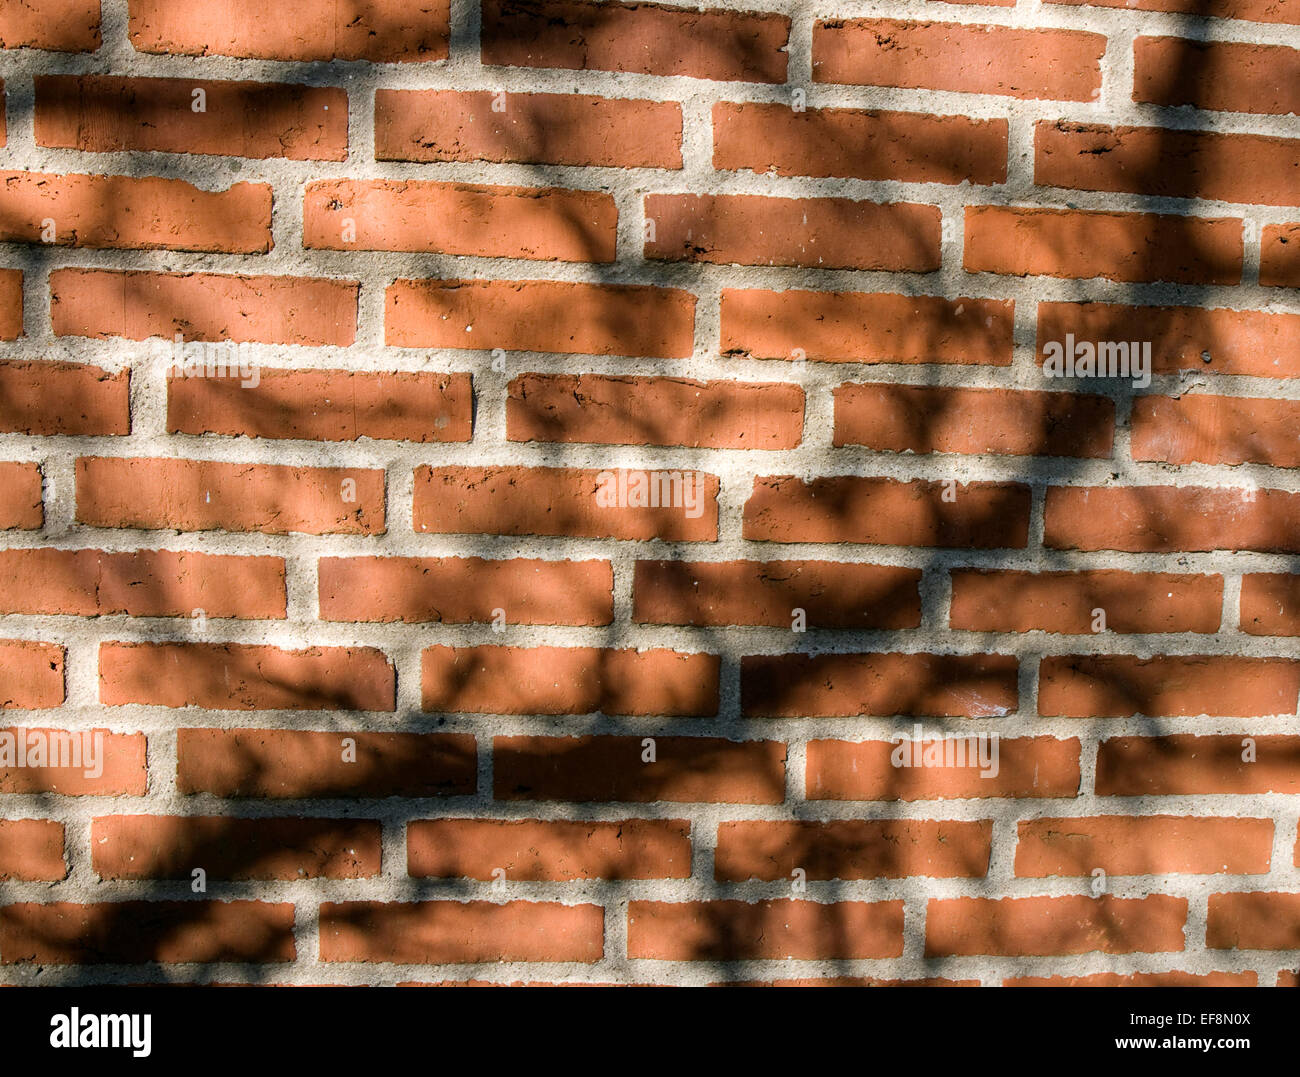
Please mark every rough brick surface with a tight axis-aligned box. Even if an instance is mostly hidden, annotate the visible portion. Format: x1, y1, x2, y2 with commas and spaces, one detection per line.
1, 0, 1296, 992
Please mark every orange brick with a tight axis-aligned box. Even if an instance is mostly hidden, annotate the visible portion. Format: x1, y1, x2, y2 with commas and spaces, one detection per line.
927, 895, 1187, 956
407, 819, 691, 880
714, 102, 1007, 185
76, 457, 384, 536
320, 900, 603, 963
0, 548, 286, 618
806, 737, 1080, 801
52, 269, 357, 346
304, 179, 617, 262
721, 289, 1013, 364
814, 20, 1104, 100
494, 736, 786, 804
0, 171, 272, 252
481, 0, 789, 83
168, 368, 471, 443
375, 90, 682, 169
833, 383, 1113, 457
128, 0, 449, 62
950, 569, 1223, 634
715, 820, 992, 880
644, 193, 940, 271
35, 75, 347, 160
422, 645, 718, 716
507, 373, 803, 449
177, 729, 475, 798
320, 556, 612, 626
1015, 815, 1273, 876
628, 899, 904, 960
966, 205, 1242, 284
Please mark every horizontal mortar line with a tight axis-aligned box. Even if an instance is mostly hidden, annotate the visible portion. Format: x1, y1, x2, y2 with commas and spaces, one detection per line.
28, 705, 1300, 739
20, 256, 1300, 313
9, 535, 1299, 573
16, 359, 1300, 404
13, 875, 1271, 903
32, 621, 1300, 657
32, 438, 1300, 479
9, 802, 1299, 837
2, 535, 1295, 575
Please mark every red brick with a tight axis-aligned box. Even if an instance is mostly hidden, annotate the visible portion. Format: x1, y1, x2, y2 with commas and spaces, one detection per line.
374, 90, 682, 169
1035, 121, 1300, 207
1045, 485, 1300, 553
387, 278, 694, 358
0, 820, 65, 881
1135, 37, 1300, 116
424, 645, 717, 716
101, 642, 395, 712
834, 383, 1113, 457
950, 569, 1223, 634
720, 289, 1014, 364
320, 900, 603, 963
177, 729, 476, 798
305, 179, 616, 262
0, 360, 128, 435
743, 652, 1017, 718
0, 548, 286, 618
0, 901, 295, 964
398, 979, 632, 987
494, 735, 786, 804
1006, 971, 1256, 987
92, 815, 381, 879
743, 476, 1030, 547
719, 976, 980, 987
413, 465, 718, 542
0, 462, 42, 530
1038, 301, 1300, 379
1047, 0, 1298, 24
1015, 816, 1273, 876
628, 899, 904, 960
806, 737, 1080, 801
0, 0, 99, 50
0, 728, 145, 796
0, 269, 20, 339
1097, 735, 1300, 796
320, 556, 612, 626
407, 819, 691, 880
714, 102, 1007, 185
76, 457, 384, 536
927, 895, 1187, 956
508, 373, 803, 449
1241, 574, 1300, 636
481, 0, 790, 83
633, 559, 922, 629
1040, 655, 1299, 718
814, 20, 1104, 101
128, 0, 449, 62
715, 820, 992, 881
0, 641, 63, 709
0, 171, 272, 252
1261, 223, 1300, 288
1207, 892, 1300, 950
966, 205, 1242, 284
51, 269, 357, 346
168, 368, 471, 444
644, 193, 940, 271
1131, 395, 1300, 468
35, 75, 348, 160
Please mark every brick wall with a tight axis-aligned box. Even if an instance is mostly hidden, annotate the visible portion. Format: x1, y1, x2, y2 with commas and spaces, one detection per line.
0, 0, 1296, 986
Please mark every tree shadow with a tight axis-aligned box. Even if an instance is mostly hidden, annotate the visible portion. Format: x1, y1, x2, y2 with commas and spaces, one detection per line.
0, 0, 1296, 986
